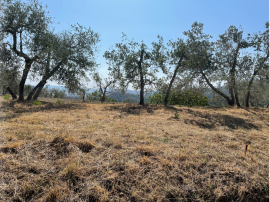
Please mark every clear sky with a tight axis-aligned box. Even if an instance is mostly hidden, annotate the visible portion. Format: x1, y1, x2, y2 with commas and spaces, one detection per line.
26, 0, 269, 89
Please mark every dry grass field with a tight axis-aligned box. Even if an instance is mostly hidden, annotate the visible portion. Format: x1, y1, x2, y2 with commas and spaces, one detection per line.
0, 96, 269, 201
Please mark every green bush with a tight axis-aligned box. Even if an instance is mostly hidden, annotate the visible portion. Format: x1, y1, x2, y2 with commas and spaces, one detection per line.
32, 100, 42, 105
3, 94, 10, 100
149, 91, 209, 107
56, 99, 64, 104
86, 90, 117, 103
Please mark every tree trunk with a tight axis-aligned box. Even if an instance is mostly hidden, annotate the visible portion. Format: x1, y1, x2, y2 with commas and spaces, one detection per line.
6, 86, 17, 99
26, 81, 44, 100
234, 91, 241, 107
164, 62, 181, 106
33, 82, 46, 100
11, 32, 40, 101
245, 91, 251, 107
138, 50, 145, 105
245, 70, 257, 107
27, 58, 62, 101
82, 91, 85, 102
27, 51, 52, 101
228, 85, 235, 106
232, 71, 240, 107
228, 69, 235, 106
201, 72, 234, 106
229, 45, 240, 107
101, 92, 106, 102
99, 86, 106, 103
18, 62, 32, 101
139, 76, 145, 105
2, 86, 7, 95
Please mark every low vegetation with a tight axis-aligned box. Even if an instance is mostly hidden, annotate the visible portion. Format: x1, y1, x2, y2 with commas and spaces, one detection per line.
0, 96, 268, 201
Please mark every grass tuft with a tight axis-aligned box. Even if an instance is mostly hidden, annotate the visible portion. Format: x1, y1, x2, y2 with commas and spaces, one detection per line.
77, 140, 95, 153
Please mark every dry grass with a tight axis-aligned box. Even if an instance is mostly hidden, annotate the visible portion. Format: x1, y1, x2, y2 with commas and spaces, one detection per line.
0, 96, 269, 201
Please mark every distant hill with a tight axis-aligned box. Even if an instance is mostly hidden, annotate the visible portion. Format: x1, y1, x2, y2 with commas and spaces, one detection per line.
27, 84, 231, 105
45, 85, 141, 95
44, 85, 152, 102
108, 92, 150, 103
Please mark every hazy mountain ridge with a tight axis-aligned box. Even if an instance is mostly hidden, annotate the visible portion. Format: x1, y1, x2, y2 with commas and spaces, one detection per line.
28, 84, 229, 104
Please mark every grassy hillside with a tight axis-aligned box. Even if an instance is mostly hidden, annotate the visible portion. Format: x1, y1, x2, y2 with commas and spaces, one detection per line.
0, 96, 269, 201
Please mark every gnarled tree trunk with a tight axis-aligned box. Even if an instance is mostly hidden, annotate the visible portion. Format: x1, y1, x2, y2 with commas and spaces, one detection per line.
18, 61, 32, 101
245, 70, 257, 107
164, 61, 182, 106
138, 50, 145, 105
6, 86, 17, 99
201, 72, 234, 106
32, 82, 46, 100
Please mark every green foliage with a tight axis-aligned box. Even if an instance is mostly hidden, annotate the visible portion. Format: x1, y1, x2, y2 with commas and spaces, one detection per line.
27, 85, 67, 99
24, 85, 35, 96
51, 89, 67, 99
86, 90, 117, 103
175, 112, 179, 119
32, 100, 42, 105
56, 99, 64, 105
149, 91, 209, 107
0, 56, 20, 95
122, 97, 138, 103
103, 95, 116, 103
108, 92, 150, 103
3, 94, 9, 100
104, 34, 167, 105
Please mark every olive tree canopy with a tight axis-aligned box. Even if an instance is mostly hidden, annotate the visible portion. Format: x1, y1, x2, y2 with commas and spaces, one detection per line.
104, 34, 167, 105
0, 0, 52, 101
27, 24, 100, 100
0, 0, 100, 101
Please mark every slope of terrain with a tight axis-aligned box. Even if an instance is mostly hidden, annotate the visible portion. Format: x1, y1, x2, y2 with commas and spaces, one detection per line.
0, 97, 269, 201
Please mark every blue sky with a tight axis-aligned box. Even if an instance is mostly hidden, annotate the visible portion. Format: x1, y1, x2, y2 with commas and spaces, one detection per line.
26, 0, 269, 89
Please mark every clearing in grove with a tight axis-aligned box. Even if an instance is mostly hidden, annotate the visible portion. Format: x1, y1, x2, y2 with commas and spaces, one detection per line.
0, 97, 269, 201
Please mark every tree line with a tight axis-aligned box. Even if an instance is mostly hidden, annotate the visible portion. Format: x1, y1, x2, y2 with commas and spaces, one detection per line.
0, 0, 268, 107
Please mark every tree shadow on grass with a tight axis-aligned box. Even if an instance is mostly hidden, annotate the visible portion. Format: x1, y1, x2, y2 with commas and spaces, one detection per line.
181, 108, 260, 130
104, 103, 165, 115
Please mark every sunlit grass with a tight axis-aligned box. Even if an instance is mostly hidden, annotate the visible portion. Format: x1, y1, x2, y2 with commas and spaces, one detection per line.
0, 96, 269, 201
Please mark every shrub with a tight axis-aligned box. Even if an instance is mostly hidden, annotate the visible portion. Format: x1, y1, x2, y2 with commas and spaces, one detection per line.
56, 99, 64, 104
149, 91, 209, 107
32, 100, 42, 105
3, 94, 10, 100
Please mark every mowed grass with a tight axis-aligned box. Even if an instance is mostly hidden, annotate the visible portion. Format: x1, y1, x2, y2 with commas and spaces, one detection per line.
0, 96, 269, 202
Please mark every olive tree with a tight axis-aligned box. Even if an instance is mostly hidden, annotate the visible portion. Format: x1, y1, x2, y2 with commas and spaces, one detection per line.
180, 22, 222, 104
104, 34, 166, 105
182, 22, 266, 107
26, 24, 100, 100
162, 33, 207, 106
244, 22, 269, 107
0, 0, 52, 101
213, 25, 252, 107
92, 72, 118, 103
